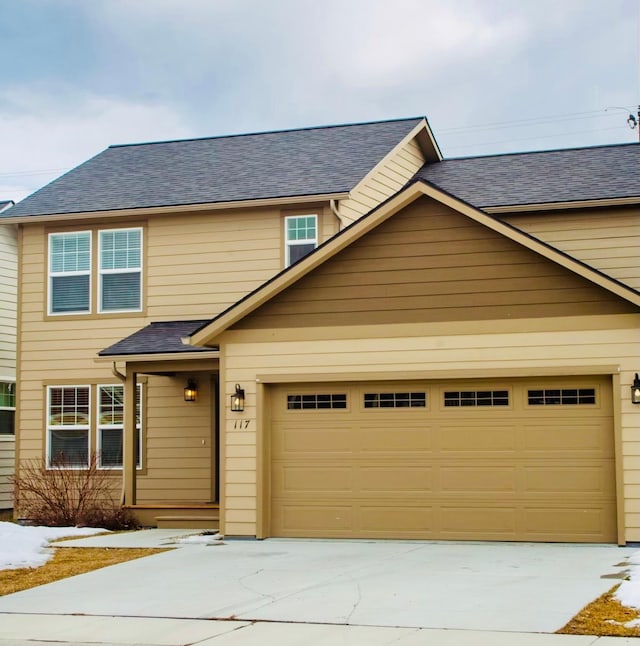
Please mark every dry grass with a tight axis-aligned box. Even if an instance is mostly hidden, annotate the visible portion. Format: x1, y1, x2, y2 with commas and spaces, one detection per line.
558, 585, 640, 638
0, 546, 169, 596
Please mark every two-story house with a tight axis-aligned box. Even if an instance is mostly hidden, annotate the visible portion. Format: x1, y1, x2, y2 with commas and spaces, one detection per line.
2, 118, 639, 544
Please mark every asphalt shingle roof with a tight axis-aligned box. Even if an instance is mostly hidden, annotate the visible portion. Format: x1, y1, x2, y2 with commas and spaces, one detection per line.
5, 118, 423, 218
0, 200, 13, 212
418, 143, 640, 208
99, 320, 214, 356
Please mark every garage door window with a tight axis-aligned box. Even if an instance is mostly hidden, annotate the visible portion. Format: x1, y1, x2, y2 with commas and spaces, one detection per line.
363, 392, 426, 408
444, 390, 509, 407
287, 394, 347, 410
527, 388, 596, 406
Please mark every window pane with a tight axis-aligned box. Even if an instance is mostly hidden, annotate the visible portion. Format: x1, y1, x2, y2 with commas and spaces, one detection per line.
50, 232, 90, 272
50, 429, 88, 466
0, 383, 15, 408
288, 243, 315, 265
0, 410, 14, 434
101, 272, 141, 311
100, 230, 141, 270
51, 274, 90, 313
49, 386, 90, 425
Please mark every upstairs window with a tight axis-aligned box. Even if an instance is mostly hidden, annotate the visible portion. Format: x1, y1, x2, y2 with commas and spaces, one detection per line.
48, 227, 143, 315
49, 232, 91, 314
99, 229, 142, 312
285, 215, 317, 266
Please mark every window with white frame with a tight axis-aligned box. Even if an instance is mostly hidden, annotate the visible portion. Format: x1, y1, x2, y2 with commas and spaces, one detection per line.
99, 229, 142, 312
98, 384, 142, 469
285, 215, 317, 266
48, 227, 142, 315
49, 231, 91, 314
47, 386, 90, 467
0, 382, 15, 434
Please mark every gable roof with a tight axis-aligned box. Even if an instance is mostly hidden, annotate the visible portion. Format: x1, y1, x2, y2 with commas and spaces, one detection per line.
4, 117, 431, 219
188, 179, 640, 347
0, 200, 14, 213
418, 143, 640, 209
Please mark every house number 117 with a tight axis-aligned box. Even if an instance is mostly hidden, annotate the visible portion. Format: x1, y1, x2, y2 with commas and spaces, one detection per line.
233, 420, 250, 429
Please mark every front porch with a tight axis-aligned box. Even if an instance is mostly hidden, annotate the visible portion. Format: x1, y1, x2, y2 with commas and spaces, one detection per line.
97, 320, 222, 530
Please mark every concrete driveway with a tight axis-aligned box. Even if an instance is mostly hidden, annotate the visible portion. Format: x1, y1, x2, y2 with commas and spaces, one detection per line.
0, 532, 634, 634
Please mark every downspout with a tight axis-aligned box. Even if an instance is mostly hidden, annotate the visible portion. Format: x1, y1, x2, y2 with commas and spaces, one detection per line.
330, 199, 353, 230
111, 363, 127, 504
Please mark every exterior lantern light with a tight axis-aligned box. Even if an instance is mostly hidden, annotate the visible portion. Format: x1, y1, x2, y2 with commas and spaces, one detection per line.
184, 379, 198, 402
632, 373, 640, 405
231, 384, 245, 412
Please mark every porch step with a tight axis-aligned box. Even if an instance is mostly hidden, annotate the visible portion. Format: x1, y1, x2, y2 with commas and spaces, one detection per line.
155, 515, 219, 530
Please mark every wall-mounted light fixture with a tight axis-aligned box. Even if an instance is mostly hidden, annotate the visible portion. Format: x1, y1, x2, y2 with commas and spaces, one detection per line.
184, 379, 198, 402
632, 373, 640, 405
231, 384, 245, 412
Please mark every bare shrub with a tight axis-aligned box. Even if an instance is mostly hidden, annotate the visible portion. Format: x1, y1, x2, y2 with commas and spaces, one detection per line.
12, 453, 139, 530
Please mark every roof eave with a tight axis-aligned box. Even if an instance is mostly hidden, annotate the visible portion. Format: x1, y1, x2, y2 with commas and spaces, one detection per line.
95, 350, 220, 363
485, 196, 640, 213
0, 192, 351, 224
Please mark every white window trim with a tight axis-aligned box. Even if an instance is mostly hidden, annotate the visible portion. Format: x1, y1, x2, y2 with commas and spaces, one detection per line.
48, 231, 92, 316
97, 227, 143, 314
97, 383, 143, 470
284, 214, 317, 267
46, 385, 91, 469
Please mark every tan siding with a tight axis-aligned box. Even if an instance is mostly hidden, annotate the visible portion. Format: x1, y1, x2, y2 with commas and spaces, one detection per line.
0, 225, 17, 380
233, 197, 637, 330
340, 138, 425, 223
220, 319, 640, 540
0, 435, 14, 508
501, 207, 640, 290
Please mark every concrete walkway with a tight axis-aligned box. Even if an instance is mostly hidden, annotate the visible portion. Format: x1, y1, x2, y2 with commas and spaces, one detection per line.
0, 530, 637, 645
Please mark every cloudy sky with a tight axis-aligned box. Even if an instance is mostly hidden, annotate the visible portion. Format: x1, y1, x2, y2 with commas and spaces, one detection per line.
1, 0, 638, 202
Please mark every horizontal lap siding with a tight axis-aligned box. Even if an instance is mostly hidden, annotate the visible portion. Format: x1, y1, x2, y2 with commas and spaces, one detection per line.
233, 198, 637, 329
502, 208, 640, 290
0, 225, 16, 379
0, 436, 14, 508
340, 138, 425, 223
220, 321, 640, 538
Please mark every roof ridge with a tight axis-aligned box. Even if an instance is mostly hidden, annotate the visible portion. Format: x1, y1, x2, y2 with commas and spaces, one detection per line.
442, 140, 639, 162
108, 116, 426, 150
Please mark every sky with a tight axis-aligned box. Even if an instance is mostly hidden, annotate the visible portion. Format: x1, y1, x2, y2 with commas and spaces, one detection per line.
0, 0, 638, 203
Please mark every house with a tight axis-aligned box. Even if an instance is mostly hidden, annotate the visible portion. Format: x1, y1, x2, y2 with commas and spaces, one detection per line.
2, 118, 639, 543
0, 199, 17, 510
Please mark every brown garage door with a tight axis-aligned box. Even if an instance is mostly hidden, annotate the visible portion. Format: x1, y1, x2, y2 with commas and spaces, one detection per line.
270, 376, 617, 542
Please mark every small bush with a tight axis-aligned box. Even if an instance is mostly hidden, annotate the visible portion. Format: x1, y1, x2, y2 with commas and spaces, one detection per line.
12, 453, 139, 530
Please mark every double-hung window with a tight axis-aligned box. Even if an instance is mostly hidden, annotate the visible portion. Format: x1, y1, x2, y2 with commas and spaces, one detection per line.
98, 384, 142, 469
47, 386, 90, 467
285, 215, 317, 266
99, 229, 142, 312
48, 227, 142, 315
49, 232, 91, 314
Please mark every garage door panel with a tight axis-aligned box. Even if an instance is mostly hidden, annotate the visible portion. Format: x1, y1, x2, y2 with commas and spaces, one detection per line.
522, 423, 614, 456
522, 462, 615, 495
437, 424, 517, 453
440, 466, 517, 493
270, 377, 616, 542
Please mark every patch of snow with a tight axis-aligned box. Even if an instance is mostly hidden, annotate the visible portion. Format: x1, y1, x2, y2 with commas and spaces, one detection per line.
173, 532, 223, 545
0, 521, 107, 570
615, 550, 640, 611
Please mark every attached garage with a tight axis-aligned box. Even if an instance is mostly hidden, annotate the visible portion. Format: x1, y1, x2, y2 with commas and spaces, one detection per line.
270, 375, 616, 543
